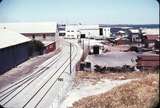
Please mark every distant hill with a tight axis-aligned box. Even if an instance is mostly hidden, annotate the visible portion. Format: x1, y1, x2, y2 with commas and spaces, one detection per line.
99, 24, 159, 29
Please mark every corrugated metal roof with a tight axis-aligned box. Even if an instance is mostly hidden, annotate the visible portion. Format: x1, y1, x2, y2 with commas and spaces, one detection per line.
0, 22, 57, 34
129, 29, 140, 33
138, 53, 159, 61
145, 35, 159, 41
0, 29, 31, 49
142, 28, 159, 35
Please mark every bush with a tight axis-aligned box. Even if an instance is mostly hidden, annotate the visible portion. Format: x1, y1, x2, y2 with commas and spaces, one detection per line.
29, 40, 45, 56
72, 74, 159, 108
129, 46, 139, 52
94, 65, 101, 72
106, 65, 134, 72
94, 65, 106, 73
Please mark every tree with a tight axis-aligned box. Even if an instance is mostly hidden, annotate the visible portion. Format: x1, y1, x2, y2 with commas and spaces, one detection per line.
29, 40, 45, 56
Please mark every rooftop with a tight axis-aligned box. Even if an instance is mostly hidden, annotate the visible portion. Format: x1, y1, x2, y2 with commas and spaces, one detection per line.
0, 29, 31, 49
0, 22, 57, 34
129, 29, 140, 33
142, 28, 159, 35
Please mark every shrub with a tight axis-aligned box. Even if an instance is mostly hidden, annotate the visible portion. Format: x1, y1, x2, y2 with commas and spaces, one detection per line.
94, 65, 106, 73
29, 40, 45, 56
129, 46, 139, 52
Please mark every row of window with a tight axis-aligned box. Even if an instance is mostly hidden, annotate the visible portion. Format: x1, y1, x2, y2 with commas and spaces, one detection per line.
67, 35, 75, 37
32, 34, 55, 39
67, 30, 80, 32
67, 30, 75, 32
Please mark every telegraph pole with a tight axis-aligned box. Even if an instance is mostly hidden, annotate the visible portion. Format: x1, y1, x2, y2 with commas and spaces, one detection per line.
70, 43, 72, 74
83, 39, 84, 61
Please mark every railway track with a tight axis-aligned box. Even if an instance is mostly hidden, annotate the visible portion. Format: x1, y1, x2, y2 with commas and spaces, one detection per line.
0, 42, 81, 108
0, 44, 67, 99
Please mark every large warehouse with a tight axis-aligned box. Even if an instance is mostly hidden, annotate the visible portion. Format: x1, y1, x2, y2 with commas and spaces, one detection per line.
0, 22, 58, 41
0, 29, 31, 74
0, 22, 59, 53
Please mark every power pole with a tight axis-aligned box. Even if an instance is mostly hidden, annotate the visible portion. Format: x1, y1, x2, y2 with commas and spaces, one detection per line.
70, 43, 72, 74
83, 39, 84, 61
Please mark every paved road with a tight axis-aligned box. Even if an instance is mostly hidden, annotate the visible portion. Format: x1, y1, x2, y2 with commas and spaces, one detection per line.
0, 41, 83, 108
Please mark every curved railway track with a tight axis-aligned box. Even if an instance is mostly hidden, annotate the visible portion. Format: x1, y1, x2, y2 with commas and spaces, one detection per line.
0, 43, 68, 99
0, 41, 81, 108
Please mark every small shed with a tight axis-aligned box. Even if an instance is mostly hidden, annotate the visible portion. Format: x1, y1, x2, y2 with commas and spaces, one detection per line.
137, 53, 159, 70
142, 34, 159, 48
42, 41, 56, 53
0, 29, 31, 74
115, 37, 130, 45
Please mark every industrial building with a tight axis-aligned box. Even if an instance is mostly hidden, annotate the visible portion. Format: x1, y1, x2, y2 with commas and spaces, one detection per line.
65, 24, 111, 39
65, 24, 80, 39
0, 22, 58, 41
0, 29, 31, 74
0, 22, 59, 53
57, 24, 66, 36
79, 25, 100, 39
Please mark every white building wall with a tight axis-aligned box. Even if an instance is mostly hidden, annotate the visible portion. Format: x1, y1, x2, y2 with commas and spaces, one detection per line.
103, 27, 111, 38
65, 25, 79, 38
79, 25, 99, 39
80, 29, 99, 38
65, 25, 111, 39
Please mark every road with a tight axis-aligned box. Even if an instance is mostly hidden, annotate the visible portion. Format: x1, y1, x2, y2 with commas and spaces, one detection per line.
0, 41, 83, 108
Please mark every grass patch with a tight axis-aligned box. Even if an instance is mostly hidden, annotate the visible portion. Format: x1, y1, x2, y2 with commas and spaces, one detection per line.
72, 73, 159, 108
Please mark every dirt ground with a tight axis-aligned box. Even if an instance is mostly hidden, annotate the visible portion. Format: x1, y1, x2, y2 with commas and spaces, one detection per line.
104, 44, 130, 52
0, 48, 61, 89
72, 72, 159, 108
74, 71, 152, 86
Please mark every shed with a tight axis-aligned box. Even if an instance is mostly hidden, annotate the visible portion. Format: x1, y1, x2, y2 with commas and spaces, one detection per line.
115, 37, 130, 45
145, 35, 159, 42
137, 53, 159, 70
128, 29, 141, 43
0, 29, 31, 74
42, 41, 56, 53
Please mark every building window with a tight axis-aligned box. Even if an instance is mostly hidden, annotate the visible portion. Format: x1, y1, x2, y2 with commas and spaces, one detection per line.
99, 28, 103, 35
43, 34, 46, 39
71, 30, 74, 32
51, 33, 55, 36
32, 34, 35, 39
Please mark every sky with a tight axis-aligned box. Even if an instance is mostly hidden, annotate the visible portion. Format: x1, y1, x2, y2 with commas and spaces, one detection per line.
0, 0, 159, 24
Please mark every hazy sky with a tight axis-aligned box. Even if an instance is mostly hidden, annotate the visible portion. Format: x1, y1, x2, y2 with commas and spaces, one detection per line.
0, 0, 159, 24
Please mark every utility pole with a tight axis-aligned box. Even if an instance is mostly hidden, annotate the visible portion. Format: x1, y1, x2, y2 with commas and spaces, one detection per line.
88, 32, 90, 53
83, 39, 84, 61
70, 43, 72, 74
